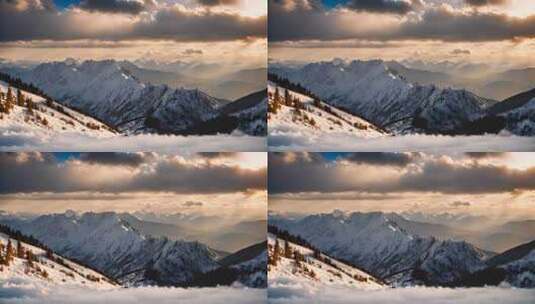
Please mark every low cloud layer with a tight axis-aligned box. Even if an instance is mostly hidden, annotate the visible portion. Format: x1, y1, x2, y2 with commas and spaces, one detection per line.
0, 153, 266, 194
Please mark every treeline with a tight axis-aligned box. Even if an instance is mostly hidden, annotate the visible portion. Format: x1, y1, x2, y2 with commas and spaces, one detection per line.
268, 73, 320, 101
0, 72, 47, 98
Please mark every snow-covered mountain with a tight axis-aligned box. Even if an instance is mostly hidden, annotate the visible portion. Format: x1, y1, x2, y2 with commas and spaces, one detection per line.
456, 240, 535, 288
268, 80, 386, 138
3, 59, 222, 135
2, 212, 221, 287
487, 88, 535, 136
0, 230, 117, 290
485, 240, 535, 288
0, 80, 116, 137
270, 59, 496, 135
270, 211, 492, 286
190, 241, 267, 288
268, 233, 383, 289
1, 59, 265, 136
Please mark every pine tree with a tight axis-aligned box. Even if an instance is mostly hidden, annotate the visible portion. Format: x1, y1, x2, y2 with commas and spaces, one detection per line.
16, 238, 24, 258
6, 87, 13, 104
272, 239, 280, 265
6, 239, 13, 264
274, 88, 281, 104
45, 249, 54, 260
17, 89, 24, 106
284, 89, 290, 106
284, 239, 292, 258
26, 250, 34, 267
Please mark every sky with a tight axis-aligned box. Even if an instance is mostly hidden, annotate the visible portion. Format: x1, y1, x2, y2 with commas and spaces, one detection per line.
268, 152, 535, 221
0, 0, 267, 70
268, 0, 535, 69
0, 152, 267, 221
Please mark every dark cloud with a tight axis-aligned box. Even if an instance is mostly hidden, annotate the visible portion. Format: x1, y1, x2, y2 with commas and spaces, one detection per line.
345, 0, 415, 15
183, 200, 204, 207
340, 152, 417, 167
197, 0, 239, 6
0, 3, 266, 42
465, 0, 507, 7
182, 48, 203, 56
0, 153, 266, 194
465, 152, 508, 159
198, 152, 238, 159
450, 200, 471, 207
268, 1, 535, 42
395, 8, 535, 42
78, 152, 148, 167
79, 0, 146, 15
451, 48, 471, 55
269, 153, 535, 195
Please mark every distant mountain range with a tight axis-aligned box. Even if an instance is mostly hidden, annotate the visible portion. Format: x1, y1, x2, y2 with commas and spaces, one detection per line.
0, 59, 266, 136
270, 60, 534, 136
269, 211, 535, 287
0, 211, 266, 288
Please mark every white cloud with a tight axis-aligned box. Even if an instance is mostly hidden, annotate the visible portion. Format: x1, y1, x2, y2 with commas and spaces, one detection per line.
268, 282, 535, 304
0, 277, 266, 304
268, 132, 535, 152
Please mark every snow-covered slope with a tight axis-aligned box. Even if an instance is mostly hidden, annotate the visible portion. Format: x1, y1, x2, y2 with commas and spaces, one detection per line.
268, 82, 386, 138
268, 233, 383, 289
2, 212, 221, 287
0, 81, 116, 137
0, 232, 117, 290
191, 241, 267, 288
4, 60, 224, 135
270, 211, 491, 286
270, 60, 496, 134
500, 97, 535, 136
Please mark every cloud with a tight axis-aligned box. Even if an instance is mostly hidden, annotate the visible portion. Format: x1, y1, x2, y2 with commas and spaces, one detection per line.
394, 7, 535, 42
182, 48, 203, 56
340, 152, 418, 167
269, 153, 535, 195
197, 152, 239, 159
79, 0, 147, 15
450, 200, 472, 207
345, 0, 416, 15
0, 152, 266, 194
183, 200, 204, 207
465, 0, 507, 7
78, 152, 149, 167
197, 0, 239, 7
268, 1, 535, 42
465, 152, 508, 159
451, 48, 471, 55
0, 2, 267, 42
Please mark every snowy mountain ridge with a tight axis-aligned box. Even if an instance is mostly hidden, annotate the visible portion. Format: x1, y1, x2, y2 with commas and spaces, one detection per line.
1, 59, 266, 136
2, 212, 222, 287
270, 211, 492, 286
0, 80, 117, 138
268, 232, 384, 289
270, 59, 497, 134
268, 80, 386, 138
0, 231, 117, 291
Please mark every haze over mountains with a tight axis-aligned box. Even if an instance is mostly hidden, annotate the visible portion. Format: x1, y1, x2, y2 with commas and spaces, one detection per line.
269, 210, 535, 288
